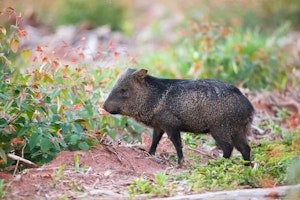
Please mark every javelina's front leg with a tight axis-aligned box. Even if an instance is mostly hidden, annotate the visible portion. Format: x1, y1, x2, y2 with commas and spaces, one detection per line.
149, 127, 164, 155
166, 130, 184, 167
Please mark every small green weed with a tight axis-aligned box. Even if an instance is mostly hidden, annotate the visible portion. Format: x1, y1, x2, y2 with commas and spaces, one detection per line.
74, 154, 80, 172
73, 154, 88, 173
128, 177, 152, 197
51, 164, 66, 188
0, 179, 6, 198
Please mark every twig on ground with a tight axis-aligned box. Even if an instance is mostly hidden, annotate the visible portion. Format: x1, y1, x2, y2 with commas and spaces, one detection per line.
7, 153, 38, 168
186, 146, 218, 159
251, 125, 265, 135
155, 184, 300, 200
104, 145, 123, 164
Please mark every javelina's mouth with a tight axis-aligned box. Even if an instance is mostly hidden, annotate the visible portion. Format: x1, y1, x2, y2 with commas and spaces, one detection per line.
102, 104, 120, 115
108, 110, 119, 114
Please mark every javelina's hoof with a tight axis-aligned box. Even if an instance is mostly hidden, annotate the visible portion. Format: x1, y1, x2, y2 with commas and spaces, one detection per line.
176, 159, 185, 168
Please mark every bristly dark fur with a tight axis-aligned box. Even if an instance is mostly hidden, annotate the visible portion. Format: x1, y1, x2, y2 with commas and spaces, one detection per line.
103, 68, 255, 166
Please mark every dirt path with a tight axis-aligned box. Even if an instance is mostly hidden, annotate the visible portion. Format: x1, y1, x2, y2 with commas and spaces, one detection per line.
1, 135, 187, 199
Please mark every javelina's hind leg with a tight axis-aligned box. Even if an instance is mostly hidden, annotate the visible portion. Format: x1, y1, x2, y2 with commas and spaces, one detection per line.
211, 128, 234, 159
232, 133, 251, 165
166, 130, 184, 166
149, 128, 164, 155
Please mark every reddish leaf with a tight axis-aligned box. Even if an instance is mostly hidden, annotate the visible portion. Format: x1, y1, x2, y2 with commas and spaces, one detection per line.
76, 67, 82, 73
114, 51, 120, 59
6, 7, 15, 15
42, 57, 48, 63
71, 58, 77, 63
32, 56, 38, 62
109, 41, 114, 50
79, 52, 85, 59
98, 77, 109, 85
74, 104, 84, 110
51, 60, 60, 69
11, 137, 25, 145
36, 45, 43, 52
17, 29, 28, 38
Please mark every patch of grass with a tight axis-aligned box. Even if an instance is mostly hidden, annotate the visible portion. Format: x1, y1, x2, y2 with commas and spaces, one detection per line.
128, 172, 175, 198
128, 128, 300, 196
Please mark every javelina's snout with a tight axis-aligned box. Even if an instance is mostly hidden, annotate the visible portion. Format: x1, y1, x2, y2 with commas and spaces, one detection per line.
103, 98, 121, 115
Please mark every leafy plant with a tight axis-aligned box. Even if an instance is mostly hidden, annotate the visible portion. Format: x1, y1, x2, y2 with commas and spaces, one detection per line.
0, 6, 144, 170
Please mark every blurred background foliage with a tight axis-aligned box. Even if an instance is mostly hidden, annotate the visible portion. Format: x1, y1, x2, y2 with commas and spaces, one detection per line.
0, 0, 127, 30
1, 0, 300, 32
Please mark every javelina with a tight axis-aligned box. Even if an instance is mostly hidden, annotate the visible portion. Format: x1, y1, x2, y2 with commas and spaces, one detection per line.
103, 68, 254, 166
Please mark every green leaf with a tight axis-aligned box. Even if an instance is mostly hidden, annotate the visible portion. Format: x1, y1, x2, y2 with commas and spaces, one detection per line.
40, 137, 51, 152
3, 100, 13, 112
17, 126, 29, 137
78, 141, 89, 151
50, 88, 61, 98
109, 130, 117, 140
60, 123, 69, 134
29, 131, 41, 150
0, 148, 7, 163
72, 124, 83, 133
0, 118, 7, 128
21, 101, 33, 112
70, 134, 80, 145
15, 116, 25, 124
0, 93, 9, 100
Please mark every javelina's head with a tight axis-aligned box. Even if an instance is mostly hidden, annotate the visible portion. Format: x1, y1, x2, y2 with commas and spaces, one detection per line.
103, 68, 148, 116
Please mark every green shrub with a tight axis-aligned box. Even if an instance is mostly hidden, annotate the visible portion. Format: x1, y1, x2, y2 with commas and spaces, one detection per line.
139, 20, 293, 90
0, 7, 142, 169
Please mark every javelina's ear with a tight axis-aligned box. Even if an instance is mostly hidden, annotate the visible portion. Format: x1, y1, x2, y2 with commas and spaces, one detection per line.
133, 69, 148, 83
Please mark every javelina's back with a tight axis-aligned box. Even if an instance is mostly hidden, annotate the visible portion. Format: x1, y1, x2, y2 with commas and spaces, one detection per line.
159, 79, 254, 134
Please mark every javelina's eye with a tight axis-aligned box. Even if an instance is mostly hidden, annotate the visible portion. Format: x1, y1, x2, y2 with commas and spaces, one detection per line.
120, 88, 128, 96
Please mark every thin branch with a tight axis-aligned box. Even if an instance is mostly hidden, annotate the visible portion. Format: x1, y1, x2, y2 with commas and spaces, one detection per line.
7, 153, 38, 168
